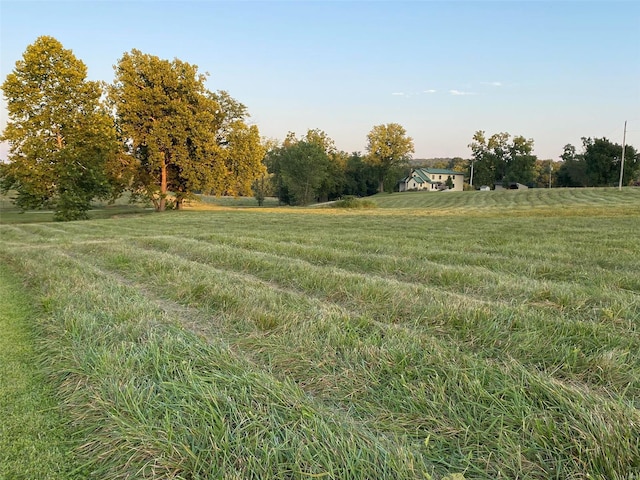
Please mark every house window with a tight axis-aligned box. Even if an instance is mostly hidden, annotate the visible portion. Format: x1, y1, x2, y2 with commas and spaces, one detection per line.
439, 175, 442, 179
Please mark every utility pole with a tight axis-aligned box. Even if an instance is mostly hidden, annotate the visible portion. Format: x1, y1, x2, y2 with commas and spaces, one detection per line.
618, 120, 627, 190
470, 159, 474, 188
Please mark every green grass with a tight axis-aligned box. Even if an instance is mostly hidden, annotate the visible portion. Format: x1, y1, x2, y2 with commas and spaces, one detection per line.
0, 264, 82, 479
196, 194, 281, 208
0, 193, 277, 223
0, 191, 154, 224
371, 186, 640, 213
0, 188, 639, 479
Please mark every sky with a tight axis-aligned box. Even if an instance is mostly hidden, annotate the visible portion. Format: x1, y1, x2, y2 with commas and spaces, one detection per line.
1, 0, 639, 161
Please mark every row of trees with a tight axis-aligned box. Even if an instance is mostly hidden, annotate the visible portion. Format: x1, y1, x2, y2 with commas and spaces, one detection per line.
265, 124, 414, 205
468, 131, 638, 189
1, 37, 638, 218
556, 138, 638, 187
469, 131, 537, 187
1, 36, 266, 219
1, 37, 417, 217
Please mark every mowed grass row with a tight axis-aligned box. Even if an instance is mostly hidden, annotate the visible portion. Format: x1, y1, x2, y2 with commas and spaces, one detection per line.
120, 235, 640, 396
1, 191, 639, 479
370, 187, 640, 211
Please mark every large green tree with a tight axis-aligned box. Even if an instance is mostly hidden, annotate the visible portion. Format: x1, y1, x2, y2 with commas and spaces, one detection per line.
583, 137, 638, 187
556, 144, 588, 187
556, 138, 638, 187
109, 50, 263, 210
221, 121, 266, 197
0, 36, 119, 220
343, 152, 379, 197
365, 123, 414, 193
267, 137, 330, 206
468, 131, 503, 187
300, 129, 347, 202
208, 90, 266, 197
469, 131, 536, 187
505, 135, 536, 185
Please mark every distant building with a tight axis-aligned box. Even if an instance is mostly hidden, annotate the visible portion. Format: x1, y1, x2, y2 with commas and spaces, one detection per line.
399, 168, 465, 192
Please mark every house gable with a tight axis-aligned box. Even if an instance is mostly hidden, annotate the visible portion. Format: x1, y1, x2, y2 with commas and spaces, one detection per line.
399, 167, 465, 192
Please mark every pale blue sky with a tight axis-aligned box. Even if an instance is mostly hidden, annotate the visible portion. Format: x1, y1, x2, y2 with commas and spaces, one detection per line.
1, 0, 639, 160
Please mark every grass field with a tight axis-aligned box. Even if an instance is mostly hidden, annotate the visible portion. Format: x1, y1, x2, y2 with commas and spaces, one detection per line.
0, 264, 83, 479
1, 188, 639, 479
0, 192, 154, 224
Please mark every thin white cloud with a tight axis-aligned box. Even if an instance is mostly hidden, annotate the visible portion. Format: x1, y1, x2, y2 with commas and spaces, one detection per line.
449, 89, 475, 96
424, 89, 436, 94
482, 81, 502, 87
392, 92, 405, 96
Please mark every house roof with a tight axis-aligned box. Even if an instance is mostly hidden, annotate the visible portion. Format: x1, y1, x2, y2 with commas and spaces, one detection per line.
411, 169, 433, 184
401, 176, 420, 184
417, 168, 464, 176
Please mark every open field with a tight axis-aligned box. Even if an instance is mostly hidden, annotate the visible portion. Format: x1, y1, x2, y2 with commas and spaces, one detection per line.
1, 188, 639, 479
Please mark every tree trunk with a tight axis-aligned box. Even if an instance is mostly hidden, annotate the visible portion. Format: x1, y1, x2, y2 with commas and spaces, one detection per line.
378, 178, 385, 193
158, 158, 167, 211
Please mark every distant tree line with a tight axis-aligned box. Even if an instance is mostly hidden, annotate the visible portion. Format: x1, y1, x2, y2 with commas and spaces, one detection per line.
465, 130, 638, 189
266, 129, 638, 204
265, 123, 414, 206
555, 138, 638, 187
1, 37, 638, 219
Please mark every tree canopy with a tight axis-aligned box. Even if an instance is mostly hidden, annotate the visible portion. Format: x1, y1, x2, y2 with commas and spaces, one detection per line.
556, 137, 638, 187
300, 129, 347, 202
0, 36, 119, 220
267, 131, 331, 205
469, 131, 536, 187
109, 50, 265, 211
365, 123, 414, 193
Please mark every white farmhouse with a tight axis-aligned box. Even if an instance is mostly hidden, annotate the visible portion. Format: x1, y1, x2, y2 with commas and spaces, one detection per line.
399, 168, 465, 192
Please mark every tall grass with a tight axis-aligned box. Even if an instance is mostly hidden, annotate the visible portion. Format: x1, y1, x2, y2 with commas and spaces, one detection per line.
1, 188, 639, 479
